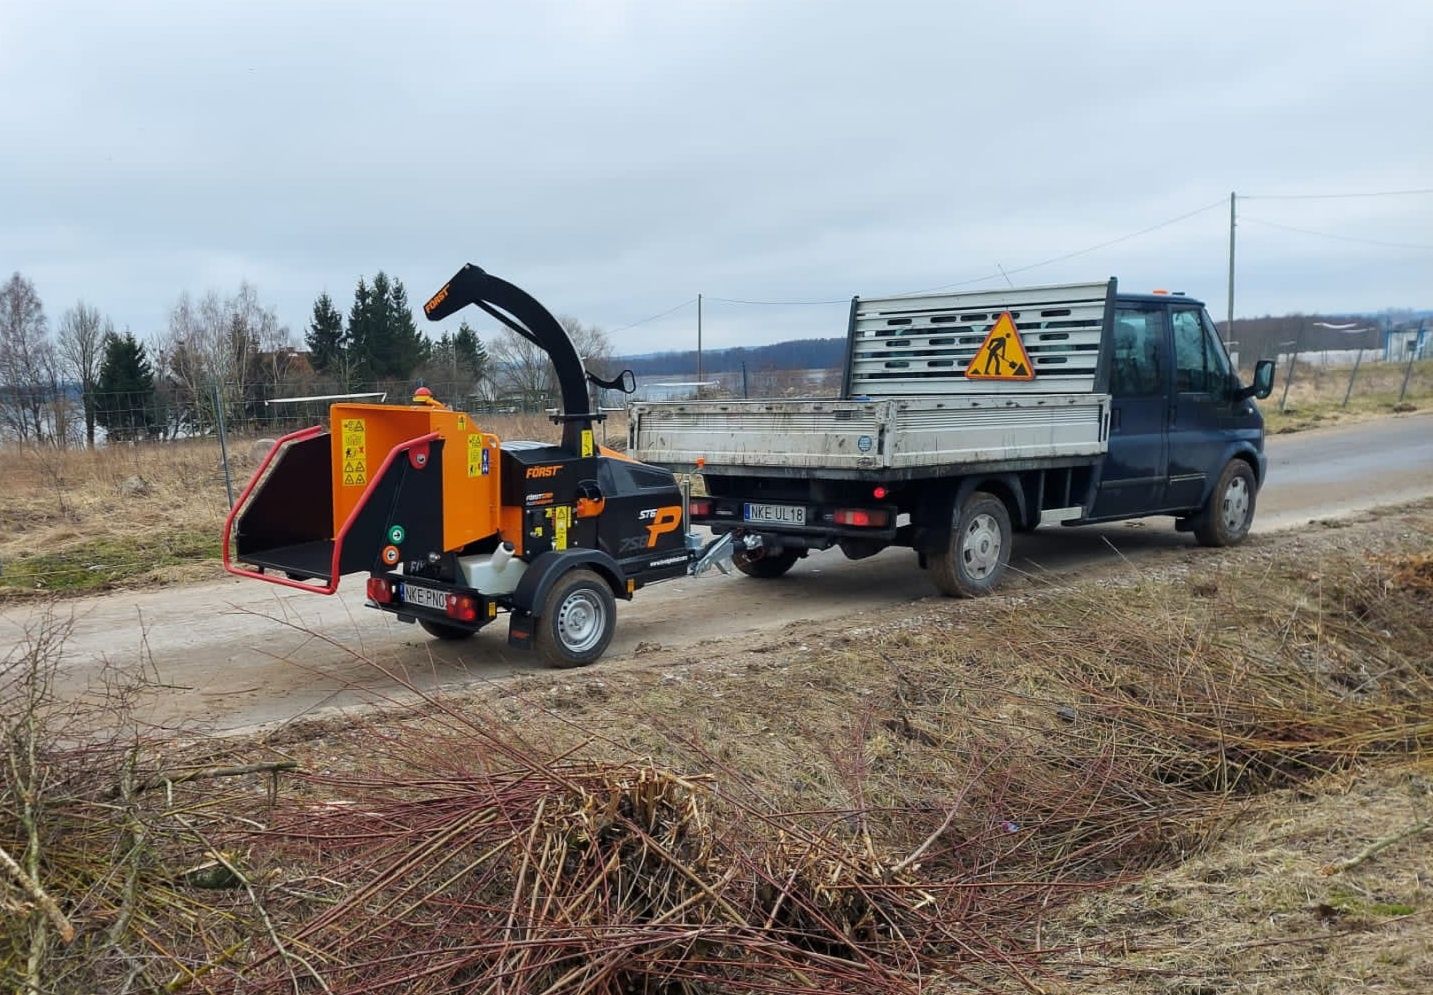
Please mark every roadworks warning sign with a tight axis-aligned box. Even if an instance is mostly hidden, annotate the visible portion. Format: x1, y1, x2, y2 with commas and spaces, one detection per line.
964, 312, 1035, 381
340, 418, 367, 486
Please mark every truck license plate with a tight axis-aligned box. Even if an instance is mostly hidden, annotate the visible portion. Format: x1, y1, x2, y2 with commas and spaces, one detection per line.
399, 582, 448, 611
743, 502, 806, 526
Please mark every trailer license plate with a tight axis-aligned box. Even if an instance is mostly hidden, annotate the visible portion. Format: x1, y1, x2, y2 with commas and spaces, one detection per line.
743, 502, 806, 526
400, 582, 447, 612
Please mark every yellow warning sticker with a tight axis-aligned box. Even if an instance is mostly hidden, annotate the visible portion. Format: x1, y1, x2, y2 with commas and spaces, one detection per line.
552, 505, 571, 550
466, 434, 483, 477
340, 418, 367, 485
964, 312, 1035, 381
581, 428, 594, 458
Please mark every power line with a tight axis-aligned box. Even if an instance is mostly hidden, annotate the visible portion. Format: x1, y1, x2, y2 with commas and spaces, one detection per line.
607, 297, 697, 333
1241, 215, 1433, 251
707, 295, 848, 306
1240, 187, 1433, 201
900, 197, 1228, 295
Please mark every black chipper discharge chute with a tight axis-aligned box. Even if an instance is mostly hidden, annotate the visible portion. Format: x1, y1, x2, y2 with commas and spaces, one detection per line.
424, 264, 605, 454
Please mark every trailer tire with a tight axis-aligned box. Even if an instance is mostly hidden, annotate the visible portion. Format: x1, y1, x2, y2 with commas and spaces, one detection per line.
533, 569, 616, 668
926, 491, 1011, 598
1192, 460, 1256, 547
733, 548, 801, 579
419, 619, 477, 641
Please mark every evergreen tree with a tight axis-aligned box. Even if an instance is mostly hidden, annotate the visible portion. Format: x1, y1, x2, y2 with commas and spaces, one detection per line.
346, 276, 376, 383
453, 321, 489, 384
385, 277, 430, 377
95, 331, 157, 441
305, 291, 346, 379
345, 272, 433, 383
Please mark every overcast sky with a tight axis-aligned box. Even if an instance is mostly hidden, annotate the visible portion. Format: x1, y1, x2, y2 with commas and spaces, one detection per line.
3, 0, 1430, 355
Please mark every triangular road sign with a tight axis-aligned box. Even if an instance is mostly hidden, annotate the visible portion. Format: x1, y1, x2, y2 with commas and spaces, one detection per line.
964, 312, 1035, 381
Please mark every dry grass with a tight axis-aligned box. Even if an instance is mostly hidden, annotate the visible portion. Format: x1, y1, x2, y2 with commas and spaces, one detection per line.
0, 410, 624, 598
1261, 357, 1432, 434
5, 506, 1431, 992
200, 505, 1430, 993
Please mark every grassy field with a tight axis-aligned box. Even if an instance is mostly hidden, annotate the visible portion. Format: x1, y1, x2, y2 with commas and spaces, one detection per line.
1260, 356, 1431, 434
4, 502, 1430, 992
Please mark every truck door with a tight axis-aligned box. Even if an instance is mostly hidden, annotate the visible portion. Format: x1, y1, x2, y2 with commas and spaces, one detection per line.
1166, 306, 1238, 511
1091, 302, 1170, 519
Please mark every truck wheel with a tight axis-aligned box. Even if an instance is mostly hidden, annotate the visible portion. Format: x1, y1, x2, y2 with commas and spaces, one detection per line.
733, 548, 801, 578
926, 491, 1011, 598
533, 569, 616, 668
1192, 460, 1256, 547
419, 619, 476, 641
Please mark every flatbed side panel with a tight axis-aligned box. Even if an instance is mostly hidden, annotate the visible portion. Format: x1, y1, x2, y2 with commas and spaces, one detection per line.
848, 280, 1112, 397
630, 394, 1110, 473
886, 395, 1109, 467
630, 399, 890, 470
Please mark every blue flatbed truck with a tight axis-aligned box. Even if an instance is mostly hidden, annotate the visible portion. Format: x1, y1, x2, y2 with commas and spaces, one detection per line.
630, 279, 1276, 596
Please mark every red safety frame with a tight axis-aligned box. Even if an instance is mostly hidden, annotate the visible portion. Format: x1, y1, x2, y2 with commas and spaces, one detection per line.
222, 428, 441, 595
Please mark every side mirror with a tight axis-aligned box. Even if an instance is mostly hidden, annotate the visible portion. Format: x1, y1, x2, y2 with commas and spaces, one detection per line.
620, 369, 637, 394
1238, 359, 1275, 401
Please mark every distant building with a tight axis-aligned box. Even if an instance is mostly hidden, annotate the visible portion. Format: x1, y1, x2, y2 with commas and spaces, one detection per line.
1383, 321, 1429, 362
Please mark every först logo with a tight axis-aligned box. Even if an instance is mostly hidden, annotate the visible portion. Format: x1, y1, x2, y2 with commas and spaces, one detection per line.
423, 283, 450, 315
639, 506, 682, 547
525, 465, 561, 479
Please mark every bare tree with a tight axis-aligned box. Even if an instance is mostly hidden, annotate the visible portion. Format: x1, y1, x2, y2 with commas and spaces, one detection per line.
489, 315, 612, 411
57, 302, 109, 448
0, 272, 60, 444
157, 282, 292, 432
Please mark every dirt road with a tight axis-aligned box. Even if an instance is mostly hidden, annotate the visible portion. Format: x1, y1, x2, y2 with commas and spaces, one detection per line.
6, 414, 1431, 733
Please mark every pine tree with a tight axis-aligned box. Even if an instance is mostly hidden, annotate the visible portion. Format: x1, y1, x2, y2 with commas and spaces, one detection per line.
95, 331, 157, 441
385, 277, 430, 378
453, 321, 489, 384
347, 276, 376, 383
305, 291, 346, 380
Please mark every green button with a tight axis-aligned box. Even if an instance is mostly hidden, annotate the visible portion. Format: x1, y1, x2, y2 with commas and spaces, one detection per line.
387, 525, 406, 544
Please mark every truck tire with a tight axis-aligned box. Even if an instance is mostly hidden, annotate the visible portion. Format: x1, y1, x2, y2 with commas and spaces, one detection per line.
419, 619, 477, 641
926, 491, 1011, 598
1192, 460, 1256, 547
533, 568, 616, 668
733, 548, 801, 579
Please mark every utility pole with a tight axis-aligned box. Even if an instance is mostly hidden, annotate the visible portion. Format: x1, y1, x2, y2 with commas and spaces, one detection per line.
1226, 191, 1236, 346
696, 293, 703, 387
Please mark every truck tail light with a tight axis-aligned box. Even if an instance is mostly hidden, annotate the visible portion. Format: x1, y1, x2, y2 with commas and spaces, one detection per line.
833, 508, 889, 528
446, 594, 478, 622
367, 576, 394, 604
873, 486, 889, 500
689, 498, 712, 517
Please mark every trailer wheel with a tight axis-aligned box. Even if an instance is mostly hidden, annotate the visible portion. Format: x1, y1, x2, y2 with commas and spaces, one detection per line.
733, 547, 801, 579
419, 619, 477, 641
926, 491, 1011, 598
534, 569, 616, 668
1192, 460, 1256, 547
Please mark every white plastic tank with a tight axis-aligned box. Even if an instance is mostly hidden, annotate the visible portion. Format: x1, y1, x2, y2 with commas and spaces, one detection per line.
457, 542, 526, 595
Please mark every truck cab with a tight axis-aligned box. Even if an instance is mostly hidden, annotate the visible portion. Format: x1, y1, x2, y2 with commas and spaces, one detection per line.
1089, 292, 1267, 523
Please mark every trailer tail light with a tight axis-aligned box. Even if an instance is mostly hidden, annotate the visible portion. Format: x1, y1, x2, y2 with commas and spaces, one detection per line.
833, 508, 889, 528
366, 577, 394, 604
872, 486, 889, 500
446, 594, 478, 623
689, 498, 712, 518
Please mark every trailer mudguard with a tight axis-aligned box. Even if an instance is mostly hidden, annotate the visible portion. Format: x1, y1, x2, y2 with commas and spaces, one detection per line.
510, 548, 631, 617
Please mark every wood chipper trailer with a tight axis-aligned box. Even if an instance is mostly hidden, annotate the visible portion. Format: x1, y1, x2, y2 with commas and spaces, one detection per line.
222, 265, 732, 667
